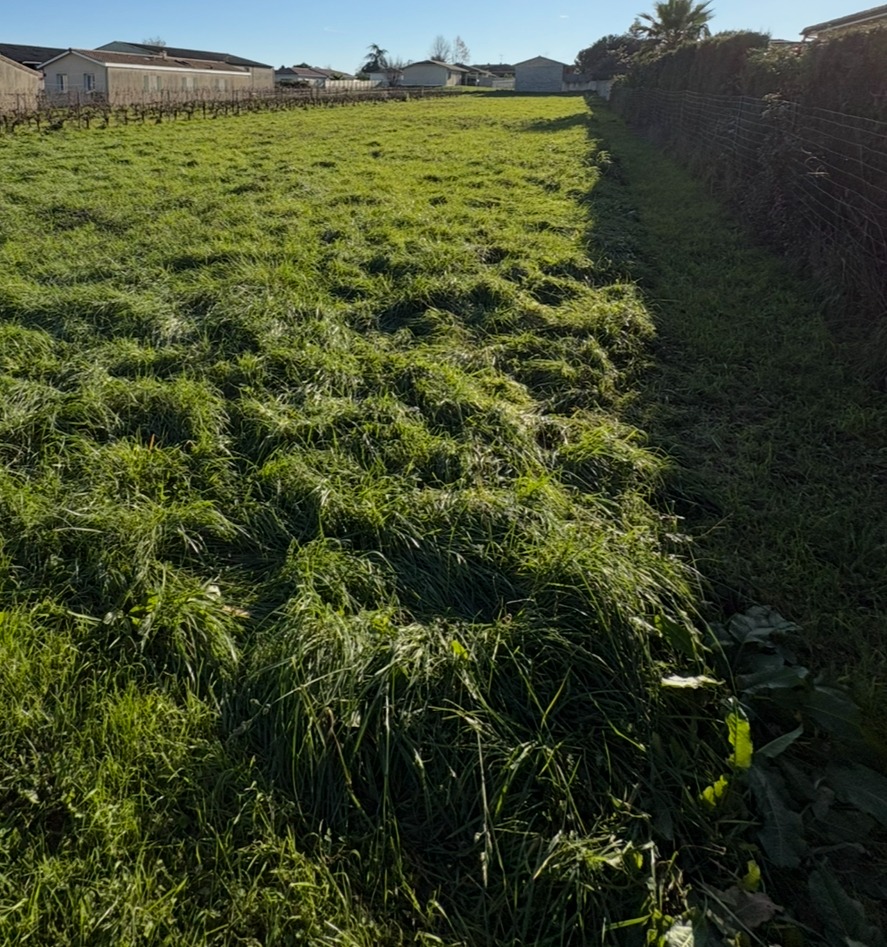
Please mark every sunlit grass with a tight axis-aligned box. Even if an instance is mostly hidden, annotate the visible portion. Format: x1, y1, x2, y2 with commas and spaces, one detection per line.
0, 96, 730, 944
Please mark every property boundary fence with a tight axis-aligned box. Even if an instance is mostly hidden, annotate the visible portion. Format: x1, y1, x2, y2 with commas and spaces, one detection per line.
611, 87, 887, 369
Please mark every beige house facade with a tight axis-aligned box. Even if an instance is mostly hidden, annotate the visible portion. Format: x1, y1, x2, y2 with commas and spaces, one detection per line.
98, 42, 274, 91
40, 49, 256, 104
0, 52, 42, 109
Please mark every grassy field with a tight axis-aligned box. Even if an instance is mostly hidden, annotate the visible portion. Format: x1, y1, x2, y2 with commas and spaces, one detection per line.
0, 94, 722, 946
0, 94, 884, 944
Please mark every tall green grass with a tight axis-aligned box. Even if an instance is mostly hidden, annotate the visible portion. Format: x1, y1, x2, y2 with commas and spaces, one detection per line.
0, 96, 730, 943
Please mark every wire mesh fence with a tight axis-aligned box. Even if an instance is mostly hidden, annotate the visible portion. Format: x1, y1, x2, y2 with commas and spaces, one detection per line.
611, 87, 887, 367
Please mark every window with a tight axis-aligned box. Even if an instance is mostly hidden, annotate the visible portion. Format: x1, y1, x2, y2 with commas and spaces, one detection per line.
56, 73, 68, 92
83, 73, 95, 92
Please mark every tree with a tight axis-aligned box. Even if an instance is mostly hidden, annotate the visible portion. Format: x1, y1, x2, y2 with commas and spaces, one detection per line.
630, 0, 714, 47
360, 43, 389, 74
386, 56, 407, 86
575, 34, 646, 78
142, 36, 167, 47
429, 35, 452, 62
453, 35, 471, 64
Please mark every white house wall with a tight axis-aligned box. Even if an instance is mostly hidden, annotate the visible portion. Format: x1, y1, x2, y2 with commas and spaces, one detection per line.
478, 77, 515, 90
323, 79, 381, 92
105, 65, 253, 102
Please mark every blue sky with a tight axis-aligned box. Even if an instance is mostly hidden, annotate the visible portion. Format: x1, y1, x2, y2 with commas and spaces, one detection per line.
3, 0, 867, 71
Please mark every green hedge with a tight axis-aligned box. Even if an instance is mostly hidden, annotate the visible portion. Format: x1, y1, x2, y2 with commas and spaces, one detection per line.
624, 32, 770, 94
609, 26, 887, 377
622, 25, 887, 122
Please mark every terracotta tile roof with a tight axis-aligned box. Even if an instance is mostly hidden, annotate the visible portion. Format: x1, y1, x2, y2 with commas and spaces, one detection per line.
470, 63, 515, 76
101, 41, 271, 68
312, 67, 355, 79
404, 60, 471, 72
64, 49, 249, 72
275, 66, 327, 79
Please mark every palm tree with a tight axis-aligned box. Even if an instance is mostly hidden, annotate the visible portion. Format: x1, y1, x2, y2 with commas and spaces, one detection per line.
630, 0, 713, 47
360, 44, 389, 74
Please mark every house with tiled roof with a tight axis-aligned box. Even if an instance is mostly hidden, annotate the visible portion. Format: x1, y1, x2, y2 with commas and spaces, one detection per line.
39, 48, 257, 103
470, 62, 515, 78
311, 67, 356, 80
97, 41, 274, 89
274, 65, 329, 87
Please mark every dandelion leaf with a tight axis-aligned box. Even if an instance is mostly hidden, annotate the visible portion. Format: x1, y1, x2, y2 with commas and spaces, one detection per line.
748, 766, 806, 868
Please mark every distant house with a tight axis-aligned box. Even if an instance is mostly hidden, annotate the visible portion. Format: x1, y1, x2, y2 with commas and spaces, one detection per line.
471, 62, 515, 78
312, 67, 356, 81
0, 51, 42, 109
401, 60, 470, 87
454, 63, 496, 86
39, 48, 256, 104
512, 56, 612, 95
514, 56, 571, 92
464, 63, 514, 89
97, 41, 274, 90
802, 3, 887, 37
276, 65, 366, 89
275, 65, 328, 87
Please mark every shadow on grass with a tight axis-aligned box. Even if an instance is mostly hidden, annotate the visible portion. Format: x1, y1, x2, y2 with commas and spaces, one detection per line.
583, 104, 887, 675
521, 112, 591, 133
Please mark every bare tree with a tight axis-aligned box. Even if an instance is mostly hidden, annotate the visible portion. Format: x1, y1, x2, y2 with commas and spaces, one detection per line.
453, 36, 470, 64
142, 36, 167, 47
429, 35, 452, 62
386, 55, 407, 86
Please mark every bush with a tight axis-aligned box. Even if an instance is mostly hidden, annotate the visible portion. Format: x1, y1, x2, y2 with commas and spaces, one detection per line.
624, 31, 771, 93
